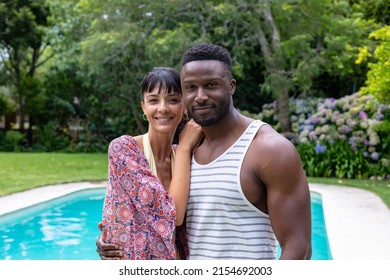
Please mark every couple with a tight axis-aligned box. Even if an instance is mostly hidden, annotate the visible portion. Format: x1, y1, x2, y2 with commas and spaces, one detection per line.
97, 43, 312, 260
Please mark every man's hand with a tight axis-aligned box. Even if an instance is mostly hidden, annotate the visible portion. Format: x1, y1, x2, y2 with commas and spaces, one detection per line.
96, 222, 124, 260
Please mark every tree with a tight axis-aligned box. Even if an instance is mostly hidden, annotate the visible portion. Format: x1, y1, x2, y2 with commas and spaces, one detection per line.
0, 0, 53, 139
14, 0, 376, 152
75, 0, 210, 136
207, 0, 376, 133
356, 25, 390, 104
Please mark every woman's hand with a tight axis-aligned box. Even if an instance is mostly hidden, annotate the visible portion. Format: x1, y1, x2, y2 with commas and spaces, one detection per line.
177, 119, 203, 153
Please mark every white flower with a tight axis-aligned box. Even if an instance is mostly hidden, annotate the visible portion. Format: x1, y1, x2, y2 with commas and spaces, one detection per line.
299, 136, 309, 144
360, 121, 368, 129
369, 132, 380, 146
336, 118, 345, 126
338, 135, 347, 141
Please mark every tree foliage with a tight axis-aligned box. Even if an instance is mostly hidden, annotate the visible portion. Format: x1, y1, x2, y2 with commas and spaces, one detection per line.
356, 25, 390, 104
0, 0, 52, 138
0, 0, 386, 152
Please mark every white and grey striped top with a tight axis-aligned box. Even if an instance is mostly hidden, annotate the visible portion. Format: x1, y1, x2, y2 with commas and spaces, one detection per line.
186, 120, 278, 259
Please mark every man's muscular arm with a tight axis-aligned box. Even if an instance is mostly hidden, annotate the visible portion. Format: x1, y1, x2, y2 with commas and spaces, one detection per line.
254, 126, 312, 259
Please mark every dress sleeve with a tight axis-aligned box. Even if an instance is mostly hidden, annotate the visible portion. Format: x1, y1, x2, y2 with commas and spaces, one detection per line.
101, 135, 176, 260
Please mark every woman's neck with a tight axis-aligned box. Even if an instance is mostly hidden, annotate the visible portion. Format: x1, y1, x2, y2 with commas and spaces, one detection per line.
147, 130, 174, 163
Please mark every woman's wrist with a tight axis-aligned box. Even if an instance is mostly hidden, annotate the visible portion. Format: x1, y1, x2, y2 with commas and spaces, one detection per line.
176, 144, 193, 154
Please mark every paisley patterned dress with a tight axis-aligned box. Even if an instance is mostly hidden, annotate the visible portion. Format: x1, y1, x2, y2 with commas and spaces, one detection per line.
101, 135, 177, 260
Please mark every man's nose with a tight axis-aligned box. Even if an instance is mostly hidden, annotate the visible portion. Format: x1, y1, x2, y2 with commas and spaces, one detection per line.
195, 87, 208, 103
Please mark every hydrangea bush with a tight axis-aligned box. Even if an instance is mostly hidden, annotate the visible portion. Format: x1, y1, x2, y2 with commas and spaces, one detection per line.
241, 92, 389, 179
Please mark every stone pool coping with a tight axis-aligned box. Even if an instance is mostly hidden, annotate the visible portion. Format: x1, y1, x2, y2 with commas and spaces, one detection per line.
310, 183, 390, 260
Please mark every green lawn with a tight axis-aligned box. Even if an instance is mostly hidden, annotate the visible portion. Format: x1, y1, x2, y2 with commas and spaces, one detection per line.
1, 152, 389, 209
0, 152, 107, 196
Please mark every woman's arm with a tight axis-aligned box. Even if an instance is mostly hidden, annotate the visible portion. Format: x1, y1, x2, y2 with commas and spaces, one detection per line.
168, 120, 203, 226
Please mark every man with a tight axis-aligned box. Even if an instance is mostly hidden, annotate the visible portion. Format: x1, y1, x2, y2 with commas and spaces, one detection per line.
96, 43, 312, 259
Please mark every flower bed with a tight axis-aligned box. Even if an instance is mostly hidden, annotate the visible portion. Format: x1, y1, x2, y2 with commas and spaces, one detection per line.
244, 92, 389, 179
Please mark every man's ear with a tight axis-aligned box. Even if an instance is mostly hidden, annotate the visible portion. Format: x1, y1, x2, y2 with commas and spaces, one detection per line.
230, 79, 236, 96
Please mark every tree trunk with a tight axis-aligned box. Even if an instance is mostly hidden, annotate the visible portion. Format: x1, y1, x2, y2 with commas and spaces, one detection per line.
28, 116, 34, 145
276, 88, 291, 133
128, 97, 146, 134
18, 91, 25, 134
255, 2, 292, 133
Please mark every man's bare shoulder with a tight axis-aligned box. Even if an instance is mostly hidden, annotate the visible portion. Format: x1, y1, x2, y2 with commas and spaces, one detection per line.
248, 123, 307, 193
253, 124, 295, 152
246, 123, 301, 172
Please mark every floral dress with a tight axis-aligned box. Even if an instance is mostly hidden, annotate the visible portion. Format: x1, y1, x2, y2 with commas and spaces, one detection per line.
101, 135, 177, 259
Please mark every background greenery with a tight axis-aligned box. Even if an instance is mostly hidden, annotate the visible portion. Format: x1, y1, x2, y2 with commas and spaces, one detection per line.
0, 0, 389, 181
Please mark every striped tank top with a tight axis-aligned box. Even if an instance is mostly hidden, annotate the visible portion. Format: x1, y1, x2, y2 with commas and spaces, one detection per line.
186, 120, 278, 259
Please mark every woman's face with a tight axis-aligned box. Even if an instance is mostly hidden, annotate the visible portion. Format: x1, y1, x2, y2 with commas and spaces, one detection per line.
141, 85, 185, 134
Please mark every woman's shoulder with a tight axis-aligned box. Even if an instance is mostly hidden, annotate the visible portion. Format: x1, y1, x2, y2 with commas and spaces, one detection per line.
109, 135, 135, 145
108, 135, 142, 154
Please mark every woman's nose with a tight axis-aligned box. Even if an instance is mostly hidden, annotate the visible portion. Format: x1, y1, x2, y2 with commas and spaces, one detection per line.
158, 101, 169, 113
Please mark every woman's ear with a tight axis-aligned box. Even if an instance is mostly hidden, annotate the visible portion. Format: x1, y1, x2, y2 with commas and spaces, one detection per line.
183, 108, 189, 121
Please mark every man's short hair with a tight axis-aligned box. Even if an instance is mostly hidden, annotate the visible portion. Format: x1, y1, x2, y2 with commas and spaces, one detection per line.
181, 43, 233, 77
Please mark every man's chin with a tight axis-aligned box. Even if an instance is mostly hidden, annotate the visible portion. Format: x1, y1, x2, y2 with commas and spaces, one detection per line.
192, 116, 218, 127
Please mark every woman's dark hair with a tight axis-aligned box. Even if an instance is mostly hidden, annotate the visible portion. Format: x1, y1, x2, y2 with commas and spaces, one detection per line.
139, 67, 182, 101
172, 118, 187, 145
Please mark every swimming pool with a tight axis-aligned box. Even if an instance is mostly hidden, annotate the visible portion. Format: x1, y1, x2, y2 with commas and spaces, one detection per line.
0, 188, 332, 260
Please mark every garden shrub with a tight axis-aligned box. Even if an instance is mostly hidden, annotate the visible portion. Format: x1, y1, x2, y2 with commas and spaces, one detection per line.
34, 122, 70, 152
250, 92, 389, 179
4, 130, 25, 152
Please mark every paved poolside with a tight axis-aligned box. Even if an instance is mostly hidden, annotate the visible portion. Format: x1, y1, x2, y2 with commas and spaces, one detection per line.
0, 181, 390, 259
310, 183, 390, 260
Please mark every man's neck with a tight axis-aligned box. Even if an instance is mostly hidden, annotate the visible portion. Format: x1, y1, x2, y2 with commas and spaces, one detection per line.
201, 109, 252, 143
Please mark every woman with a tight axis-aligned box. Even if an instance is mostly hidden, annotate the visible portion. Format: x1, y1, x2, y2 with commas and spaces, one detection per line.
101, 67, 202, 260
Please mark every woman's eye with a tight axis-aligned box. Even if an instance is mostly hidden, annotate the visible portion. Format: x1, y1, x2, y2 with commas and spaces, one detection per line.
169, 97, 181, 103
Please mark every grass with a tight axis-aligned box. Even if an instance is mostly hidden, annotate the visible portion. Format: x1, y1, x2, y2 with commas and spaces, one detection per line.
1, 152, 389, 210
0, 152, 107, 196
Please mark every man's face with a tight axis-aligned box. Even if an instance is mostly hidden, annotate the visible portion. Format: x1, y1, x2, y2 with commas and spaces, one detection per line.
180, 60, 235, 127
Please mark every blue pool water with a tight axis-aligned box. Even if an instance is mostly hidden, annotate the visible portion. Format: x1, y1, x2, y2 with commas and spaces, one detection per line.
0, 189, 332, 260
